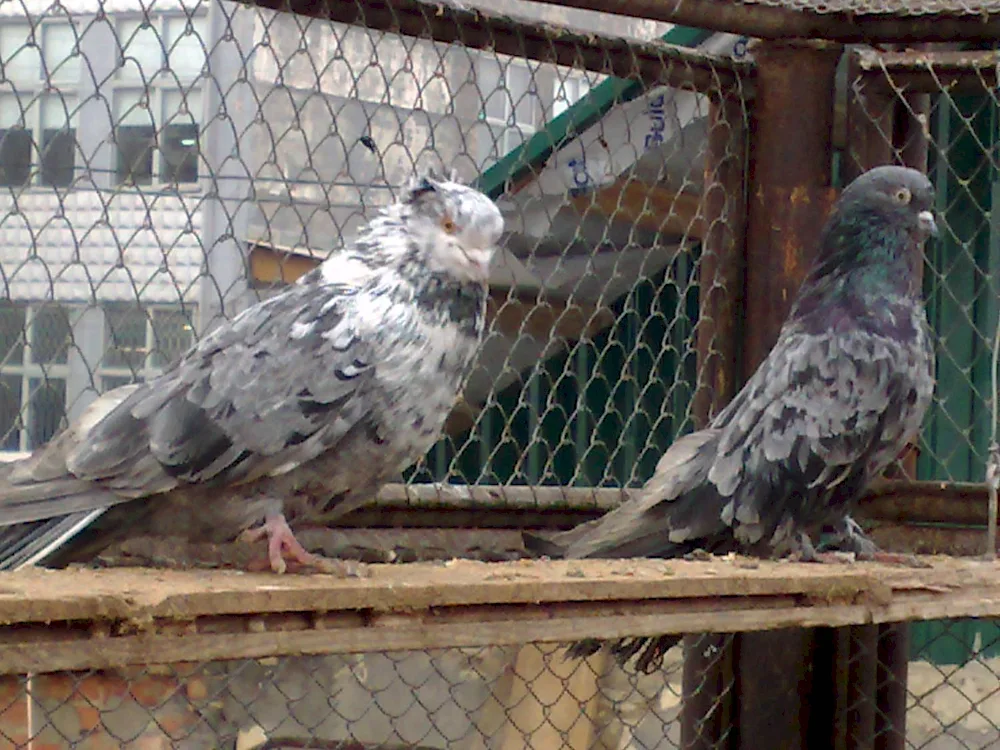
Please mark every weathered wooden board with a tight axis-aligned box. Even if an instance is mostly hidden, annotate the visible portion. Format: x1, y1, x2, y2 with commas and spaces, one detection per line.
0, 557, 994, 674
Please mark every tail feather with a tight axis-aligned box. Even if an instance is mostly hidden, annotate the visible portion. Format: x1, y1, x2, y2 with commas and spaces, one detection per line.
0, 509, 107, 571
0, 482, 122, 523
521, 428, 724, 671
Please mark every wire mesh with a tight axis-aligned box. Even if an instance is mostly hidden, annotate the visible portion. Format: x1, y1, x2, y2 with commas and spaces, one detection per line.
844, 46, 999, 491
0, 0, 752, 503
0, 623, 995, 748
0, 0, 998, 748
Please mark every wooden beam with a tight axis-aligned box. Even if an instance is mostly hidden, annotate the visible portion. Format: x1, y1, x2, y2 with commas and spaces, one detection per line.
569, 179, 705, 240
247, 0, 751, 93
0, 559, 997, 674
248, 243, 322, 286
853, 47, 1000, 95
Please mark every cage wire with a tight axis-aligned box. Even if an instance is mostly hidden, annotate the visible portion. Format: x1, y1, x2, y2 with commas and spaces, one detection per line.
0, 0, 998, 748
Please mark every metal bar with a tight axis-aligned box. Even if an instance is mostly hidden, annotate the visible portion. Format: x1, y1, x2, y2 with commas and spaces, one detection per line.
854, 48, 1000, 94
736, 629, 814, 749
245, 0, 752, 93
810, 627, 849, 750
845, 625, 878, 750
867, 521, 1000, 557
683, 90, 748, 750
742, 39, 841, 376
350, 480, 995, 526
874, 623, 909, 750
738, 39, 842, 750
470, 0, 1000, 43
858, 479, 991, 526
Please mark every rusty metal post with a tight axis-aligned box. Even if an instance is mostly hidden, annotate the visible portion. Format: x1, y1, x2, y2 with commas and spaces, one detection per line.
736, 39, 842, 750
843, 52, 896, 184
682, 90, 747, 750
741, 40, 841, 376
873, 51, 929, 750
691, 91, 747, 428
845, 625, 879, 749
874, 623, 910, 750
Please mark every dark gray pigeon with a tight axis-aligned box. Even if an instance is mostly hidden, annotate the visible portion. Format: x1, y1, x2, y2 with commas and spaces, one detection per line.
524, 165, 938, 671
0, 172, 503, 575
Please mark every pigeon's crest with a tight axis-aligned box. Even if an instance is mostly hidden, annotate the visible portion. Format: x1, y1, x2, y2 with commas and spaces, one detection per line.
390, 170, 503, 284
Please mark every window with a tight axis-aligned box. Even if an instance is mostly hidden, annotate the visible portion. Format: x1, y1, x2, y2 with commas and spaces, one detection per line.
552, 74, 594, 118
477, 57, 540, 161
114, 14, 206, 187
0, 22, 79, 188
0, 302, 71, 451
0, 302, 196, 453
99, 304, 196, 389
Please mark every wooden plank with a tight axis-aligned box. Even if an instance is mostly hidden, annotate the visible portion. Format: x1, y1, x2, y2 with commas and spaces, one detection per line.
0, 575, 999, 675
569, 179, 705, 240
0, 559, 896, 625
0, 559, 995, 675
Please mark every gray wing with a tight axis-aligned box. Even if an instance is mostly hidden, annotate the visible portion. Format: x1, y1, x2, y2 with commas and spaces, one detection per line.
541, 328, 911, 559
1, 277, 378, 525
703, 328, 911, 548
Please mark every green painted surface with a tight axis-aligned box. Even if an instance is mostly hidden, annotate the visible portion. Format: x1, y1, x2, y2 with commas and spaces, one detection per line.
410, 250, 701, 490
913, 92, 999, 663
473, 26, 712, 199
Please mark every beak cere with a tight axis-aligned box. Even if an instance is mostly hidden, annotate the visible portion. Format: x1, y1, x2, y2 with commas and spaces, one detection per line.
918, 210, 939, 239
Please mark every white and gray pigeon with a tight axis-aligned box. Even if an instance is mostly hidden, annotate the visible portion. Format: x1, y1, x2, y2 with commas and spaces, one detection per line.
0, 172, 504, 574
524, 165, 938, 671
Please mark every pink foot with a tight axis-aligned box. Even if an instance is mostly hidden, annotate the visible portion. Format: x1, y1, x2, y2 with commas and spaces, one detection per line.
238, 514, 367, 577
868, 550, 932, 568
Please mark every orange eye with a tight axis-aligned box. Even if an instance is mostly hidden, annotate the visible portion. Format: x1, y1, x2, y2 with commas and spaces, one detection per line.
442, 217, 457, 234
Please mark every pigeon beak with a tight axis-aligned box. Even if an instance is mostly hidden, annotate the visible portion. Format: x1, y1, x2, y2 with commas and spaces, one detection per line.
918, 210, 939, 239
463, 248, 493, 281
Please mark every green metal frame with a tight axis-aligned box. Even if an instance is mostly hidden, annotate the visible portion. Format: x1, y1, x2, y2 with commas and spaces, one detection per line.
912, 92, 1000, 664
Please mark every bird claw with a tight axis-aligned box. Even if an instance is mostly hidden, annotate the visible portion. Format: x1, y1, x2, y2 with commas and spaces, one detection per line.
790, 531, 855, 564
239, 514, 369, 577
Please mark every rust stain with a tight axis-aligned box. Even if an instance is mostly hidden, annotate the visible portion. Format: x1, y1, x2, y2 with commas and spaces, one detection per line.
789, 185, 811, 205
783, 235, 800, 279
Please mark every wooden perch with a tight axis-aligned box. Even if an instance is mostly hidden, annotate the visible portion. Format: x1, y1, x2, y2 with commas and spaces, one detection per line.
0, 558, 997, 675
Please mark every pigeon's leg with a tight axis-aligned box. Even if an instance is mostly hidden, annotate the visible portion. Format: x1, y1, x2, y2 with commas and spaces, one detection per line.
823, 515, 878, 559
239, 513, 367, 577
824, 516, 931, 568
793, 531, 855, 564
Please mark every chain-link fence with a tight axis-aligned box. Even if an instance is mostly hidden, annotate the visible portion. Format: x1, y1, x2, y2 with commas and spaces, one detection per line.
0, 560, 997, 749
0, 0, 999, 747
0, 0, 750, 493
